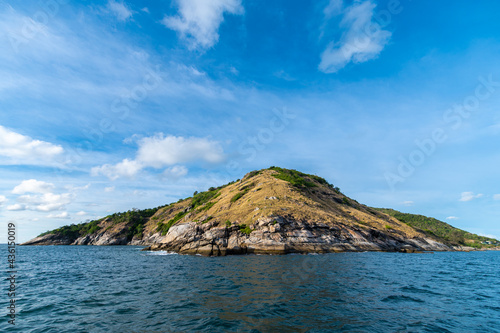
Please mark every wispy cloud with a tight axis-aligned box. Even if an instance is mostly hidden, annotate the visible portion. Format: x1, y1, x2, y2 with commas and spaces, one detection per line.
104, 186, 115, 192
401, 200, 414, 206
162, 0, 244, 50
47, 211, 70, 219
319, 0, 391, 73
91, 134, 225, 180
162, 165, 189, 180
0, 195, 7, 205
446, 216, 459, 220
494, 194, 500, 200
106, 1, 134, 21
0, 126, 63, 166
323, 0, 343, 18
459, 192, 483, 202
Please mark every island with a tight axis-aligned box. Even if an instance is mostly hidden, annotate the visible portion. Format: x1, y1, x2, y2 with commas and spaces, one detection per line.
22, 167, 500, 255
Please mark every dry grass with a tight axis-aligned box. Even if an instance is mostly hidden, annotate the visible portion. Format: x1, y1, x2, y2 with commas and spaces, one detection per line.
143, 169, 427, 239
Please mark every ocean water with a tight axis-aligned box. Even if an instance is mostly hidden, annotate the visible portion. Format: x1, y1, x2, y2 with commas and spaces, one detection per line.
2, 245, 499, 333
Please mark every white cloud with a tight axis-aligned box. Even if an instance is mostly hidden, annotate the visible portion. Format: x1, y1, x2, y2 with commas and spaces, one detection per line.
12, 179, 55, 194
65, 184, 91, 191
76, 211, 87, 216
319, 1, 391, 73
446, 216, 459, 220
162, 0, 244, 50
0, 125, 63, 166
401, 200, 413, 206
104, 186, 115, 192
6, 204, 26, 211
163, 165, 188, 180
16, 193, 73, 212
91, 158, 143, 181
0, 195, 7, 205
494, 194, 500, 200
92, 134, 224, 180
137, 134, 224, 167
47, 212, 70, 219
459, 192, 483, 202
107, 1, 133, 21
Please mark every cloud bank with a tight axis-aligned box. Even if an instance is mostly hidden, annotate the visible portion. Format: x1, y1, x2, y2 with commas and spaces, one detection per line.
0, 125, 63, 166
91, 134, 224, 180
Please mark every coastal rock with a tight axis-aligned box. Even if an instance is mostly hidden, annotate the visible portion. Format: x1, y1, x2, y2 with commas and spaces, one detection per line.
147, 215, 453, 256
21, 233, 75, 246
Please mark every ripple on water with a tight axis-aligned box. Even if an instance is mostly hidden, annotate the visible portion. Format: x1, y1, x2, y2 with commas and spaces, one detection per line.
5, 246, 500, 332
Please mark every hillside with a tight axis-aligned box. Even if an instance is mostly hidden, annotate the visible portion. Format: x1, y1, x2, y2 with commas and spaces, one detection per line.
21, 167, 498, 255
375, 208, 499, 249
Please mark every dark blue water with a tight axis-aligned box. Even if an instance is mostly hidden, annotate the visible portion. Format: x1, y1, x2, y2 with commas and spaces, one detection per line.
2, 245, 499, 332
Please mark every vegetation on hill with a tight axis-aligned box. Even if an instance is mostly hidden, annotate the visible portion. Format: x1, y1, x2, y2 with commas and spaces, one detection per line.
38, 219, 102, 239
268, 166, 341, 193
376, 208, 499, 248
38, 206, 162, 240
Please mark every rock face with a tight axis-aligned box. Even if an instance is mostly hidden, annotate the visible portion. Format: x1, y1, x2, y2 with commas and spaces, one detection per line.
22, 167, 484, 254
142, 216, 452, 255
21, 233, 75, 246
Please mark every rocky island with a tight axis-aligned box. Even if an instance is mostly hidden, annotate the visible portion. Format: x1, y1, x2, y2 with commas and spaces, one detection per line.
22, 167, 499, 255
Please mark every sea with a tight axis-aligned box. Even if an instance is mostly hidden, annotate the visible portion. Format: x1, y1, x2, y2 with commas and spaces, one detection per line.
2, 245, 499, 332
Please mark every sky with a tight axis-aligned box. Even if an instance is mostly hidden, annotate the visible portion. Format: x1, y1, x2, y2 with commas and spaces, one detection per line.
1, 0, 500, 243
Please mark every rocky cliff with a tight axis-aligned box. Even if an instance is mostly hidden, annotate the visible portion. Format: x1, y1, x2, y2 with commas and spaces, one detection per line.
22, 167, 496, 254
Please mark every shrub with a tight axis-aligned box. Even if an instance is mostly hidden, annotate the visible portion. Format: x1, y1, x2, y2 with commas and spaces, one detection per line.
239, 224, 252, 235
246, 170, 260, 178
156, 210, 188, 235
225, 220, 232, 227
231, 192, 245, 203
268, 167, 316, 188
385, 225, 393, 230
191, 189, 220, 209
198, 201, 216, 211
231, 182, 256, 203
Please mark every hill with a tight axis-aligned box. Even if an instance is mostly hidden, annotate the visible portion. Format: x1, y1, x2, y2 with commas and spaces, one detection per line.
375, 208, 499, 249
21, 167, 498, 255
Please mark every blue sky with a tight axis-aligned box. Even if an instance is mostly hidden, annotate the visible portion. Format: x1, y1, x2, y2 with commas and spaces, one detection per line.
1, 0, 500, 243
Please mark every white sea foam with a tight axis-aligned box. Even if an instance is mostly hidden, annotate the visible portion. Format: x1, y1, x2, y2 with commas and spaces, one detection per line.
145, 251, 178, 256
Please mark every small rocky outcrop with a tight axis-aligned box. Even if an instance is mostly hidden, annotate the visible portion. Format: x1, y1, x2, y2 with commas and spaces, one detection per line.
21, 233, 75, 246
